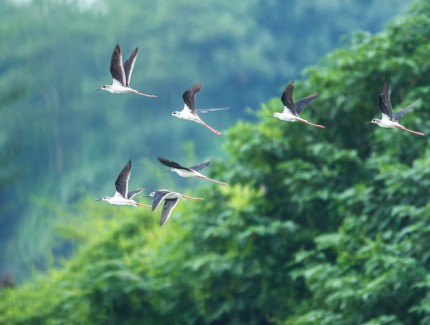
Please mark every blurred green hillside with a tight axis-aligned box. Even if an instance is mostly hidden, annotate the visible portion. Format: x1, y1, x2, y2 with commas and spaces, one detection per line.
2, 0, 430, 324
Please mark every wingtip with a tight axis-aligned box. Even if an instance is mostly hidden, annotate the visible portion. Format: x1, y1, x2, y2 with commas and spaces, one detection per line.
191, 82, 203, 93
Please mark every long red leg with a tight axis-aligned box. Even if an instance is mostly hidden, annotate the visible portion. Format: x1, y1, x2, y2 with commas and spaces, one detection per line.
181, 194, 204, 200
397, 125, 424, 136
301, 119, 325, 129
134, 90, 157, 98
197, 175, 227, 185
197, 120, 221, 135
136, 203, 152, 208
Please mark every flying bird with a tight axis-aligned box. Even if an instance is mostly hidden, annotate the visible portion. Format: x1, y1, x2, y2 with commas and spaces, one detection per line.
158, 157, 227, 185
170, 83, 228, 135
97, 159, 150, 207
99, 44, 157, 98
370, 81, 424, 136
271, 81, 324, 128
149, 190, 204, 226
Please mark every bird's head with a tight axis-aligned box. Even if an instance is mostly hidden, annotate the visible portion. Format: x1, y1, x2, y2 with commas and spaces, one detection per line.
272, 112, 281, 118
100, 85, 111, 92
147, 192, 155, 197
171, 111, 181, 117
96, 196, 109, 202
370, 118, 380, 125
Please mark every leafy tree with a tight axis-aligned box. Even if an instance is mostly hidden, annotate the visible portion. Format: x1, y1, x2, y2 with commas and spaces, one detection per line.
2, 1, 430, 324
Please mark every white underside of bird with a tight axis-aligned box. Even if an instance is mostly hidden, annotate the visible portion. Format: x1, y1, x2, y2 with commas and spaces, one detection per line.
375, 115, 399, 128
104, 80, 156, 97
173, 106, 221, 135
103, 191, 148, 207
273, 107, 325, 128
273, 111, 302, 122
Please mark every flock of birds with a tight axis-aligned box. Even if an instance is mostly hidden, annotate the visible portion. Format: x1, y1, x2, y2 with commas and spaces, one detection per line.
96, 44, 425, 226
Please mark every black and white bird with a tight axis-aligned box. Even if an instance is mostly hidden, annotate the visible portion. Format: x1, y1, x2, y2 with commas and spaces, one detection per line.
100, 44, 157, 97
97, 159, 150, 207
271, 81, 324, 128
170, 83, 228, 135
158, 157, 227, 185
370, 81, 424, 136
149, 190, 204, 226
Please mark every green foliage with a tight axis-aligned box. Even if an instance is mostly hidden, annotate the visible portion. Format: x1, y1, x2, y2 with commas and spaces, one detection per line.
3, 0, 430, 324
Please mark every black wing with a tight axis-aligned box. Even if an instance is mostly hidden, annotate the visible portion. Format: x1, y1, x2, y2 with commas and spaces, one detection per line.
182, 83, 202, 113
115, 159, 131, 198
123, 47, 138, 87
110, 44, 126, 86
158, 157, 191, 171
394, 98, 422, 121
151, 190, 171, 212
295, 92, 319, 115
379, 81, 393, 120
189, 160, 211, 172
127, 187, 146, 200
160, 198, 180, 227
281, 81, 297, 115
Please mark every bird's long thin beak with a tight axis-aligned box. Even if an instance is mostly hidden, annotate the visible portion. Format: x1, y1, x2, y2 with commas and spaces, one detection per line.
96, 198, 102, 201
94, 89, 102, 91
